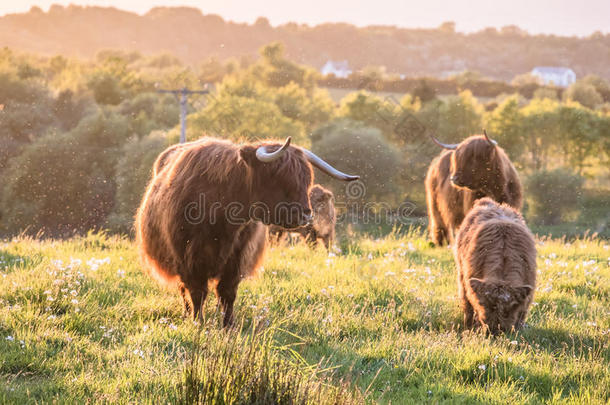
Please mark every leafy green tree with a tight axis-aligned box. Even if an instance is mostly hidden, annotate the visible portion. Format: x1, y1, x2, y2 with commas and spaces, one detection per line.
118, 92, 179, 136
87, 71, 124, 105
557, 104, 599, 174
337, 91, 397, 137
580, 75, 610, 102
311, 119, 403, 204
412, 79, 437, 103
273, 83, 335, 132
532, 87, 559, 101
108, 132, 168, 233
435, 90, 483, 142
525, 168, 584, 225
484, 95, 525, 164
563, 80, 603, 109
1, 110, 129, 236
520, 98, 560, 171
251, 42, 318, 91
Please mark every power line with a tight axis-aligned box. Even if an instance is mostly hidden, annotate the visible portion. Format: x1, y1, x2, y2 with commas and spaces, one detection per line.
157, 87, 209, 143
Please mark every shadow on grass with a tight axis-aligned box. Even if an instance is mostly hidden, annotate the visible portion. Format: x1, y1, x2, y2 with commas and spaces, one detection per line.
516, 325, 609, 360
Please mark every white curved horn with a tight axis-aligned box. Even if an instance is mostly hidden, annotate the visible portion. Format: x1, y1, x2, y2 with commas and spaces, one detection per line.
301, 148, 359, 181
256, 137, 291, 162
429, 133, 459, 150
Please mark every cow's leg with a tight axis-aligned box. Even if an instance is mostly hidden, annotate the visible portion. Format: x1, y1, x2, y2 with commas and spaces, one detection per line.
179, 284, 191, 317
426, 184, 447, 246
216, 223, 265, 328
216, 277, 239, 327
322, 234, 332, 251
304, 228, 319, 248
187, 284, 208, 321
458, 271, 474, 329
428, 202, 447, 246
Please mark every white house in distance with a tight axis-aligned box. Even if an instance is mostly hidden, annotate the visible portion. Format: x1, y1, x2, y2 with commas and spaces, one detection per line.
320, 60, 352, 78
531, 67, 576, 87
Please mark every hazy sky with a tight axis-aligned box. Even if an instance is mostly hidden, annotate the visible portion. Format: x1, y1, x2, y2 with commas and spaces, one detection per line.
2, 0, 609, 36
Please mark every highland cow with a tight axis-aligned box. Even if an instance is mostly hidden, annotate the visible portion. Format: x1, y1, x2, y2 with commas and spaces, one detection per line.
269, 184, 336, 250
425, 131, 523, 246
136, 137, 358, 326
454, 198, 536, 334
152, 139, 204, 177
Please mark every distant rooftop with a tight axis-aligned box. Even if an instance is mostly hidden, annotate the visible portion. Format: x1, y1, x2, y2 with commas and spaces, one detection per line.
532, 66, 574, 74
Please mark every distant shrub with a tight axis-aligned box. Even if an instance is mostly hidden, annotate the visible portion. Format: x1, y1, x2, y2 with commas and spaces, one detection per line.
107, 132, 168, 233
87, 71, 124, 105
311, 119, 403, 205
525, 169, 584, 225
0, 111, 129, 237
563, 81, 603, 109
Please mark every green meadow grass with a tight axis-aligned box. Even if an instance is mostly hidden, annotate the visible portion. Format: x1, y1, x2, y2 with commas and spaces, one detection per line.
0, 231, 608, 404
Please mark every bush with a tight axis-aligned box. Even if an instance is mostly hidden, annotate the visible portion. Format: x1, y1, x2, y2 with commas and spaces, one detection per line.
311, 119, 403, 205
0, 111, 129, 236
107, 132, 168, 233
563, 81, 603, 109
525, 169, 584, 225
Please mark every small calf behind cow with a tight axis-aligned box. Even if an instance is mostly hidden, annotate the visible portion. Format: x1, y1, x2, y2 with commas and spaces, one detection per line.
454, 198, 536, 334
269, 184, 336, 250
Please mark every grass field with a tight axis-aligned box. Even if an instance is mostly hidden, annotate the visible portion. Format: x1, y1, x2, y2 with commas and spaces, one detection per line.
1, 231, 608, 404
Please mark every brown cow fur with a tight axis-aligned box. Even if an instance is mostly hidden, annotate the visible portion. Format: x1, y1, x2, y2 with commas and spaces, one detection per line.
269, 185, 335, 250
454, 198, 536, 334
425, 135, 523, 246
136, 137, 313, 327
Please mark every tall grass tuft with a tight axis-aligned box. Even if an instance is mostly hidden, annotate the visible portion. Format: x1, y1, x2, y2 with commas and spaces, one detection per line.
178, 321, 363, 405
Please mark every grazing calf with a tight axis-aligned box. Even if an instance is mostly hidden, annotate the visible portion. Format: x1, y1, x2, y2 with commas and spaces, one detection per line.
425, 131, 522, 246
136, 137, 358, 326
454, 198, 536, 334
269, 185, 336, 250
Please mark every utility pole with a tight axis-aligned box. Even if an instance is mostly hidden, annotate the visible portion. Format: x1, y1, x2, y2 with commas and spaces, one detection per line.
157, 87, 209, 143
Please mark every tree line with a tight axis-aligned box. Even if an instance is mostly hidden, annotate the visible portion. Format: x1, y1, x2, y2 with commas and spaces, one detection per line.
0, 43, 608, 237
2, 5, 610, 80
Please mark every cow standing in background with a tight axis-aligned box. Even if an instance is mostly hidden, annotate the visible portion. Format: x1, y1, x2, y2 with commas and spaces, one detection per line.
425, 131, 522, 246
136, 137, 358, 327
269, 184, 336, 250
454, 198, 536, 334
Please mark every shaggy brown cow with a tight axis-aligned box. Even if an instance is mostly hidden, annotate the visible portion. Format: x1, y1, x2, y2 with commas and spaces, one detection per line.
152, 139, 205, 177
425, 131, 523, 246
269, 184, 336, 250
136, 137, 358, 326
454, 198, 536, 334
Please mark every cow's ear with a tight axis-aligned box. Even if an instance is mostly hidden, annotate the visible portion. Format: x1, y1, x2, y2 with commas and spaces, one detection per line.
513, 285, 533, 302
239, 145, 259, 167
469, 278, 486, 294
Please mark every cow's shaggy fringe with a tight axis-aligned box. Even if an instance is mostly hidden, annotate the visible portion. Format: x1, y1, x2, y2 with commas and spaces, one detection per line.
178, 321, 363, 405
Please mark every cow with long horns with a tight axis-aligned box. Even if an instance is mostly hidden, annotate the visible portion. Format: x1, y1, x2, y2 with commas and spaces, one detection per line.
136, 137, 358, 326
425, 130, 523, 246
